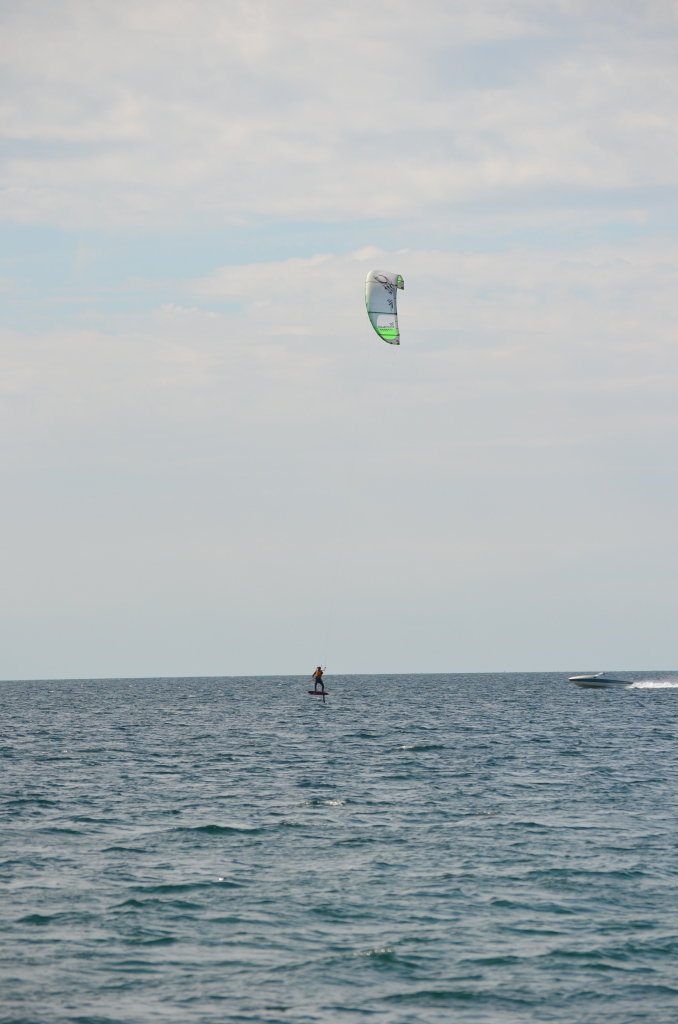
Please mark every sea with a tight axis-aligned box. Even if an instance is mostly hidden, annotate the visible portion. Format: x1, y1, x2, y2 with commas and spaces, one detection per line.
2, 673, 678, 1024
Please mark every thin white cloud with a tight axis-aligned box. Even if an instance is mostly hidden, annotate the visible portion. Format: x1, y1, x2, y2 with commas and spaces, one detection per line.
1, 2, 677, 675
189, 241, 678, 357
1, 0, 677, 226
1, 237, 677, 674
2, 238, 676, 436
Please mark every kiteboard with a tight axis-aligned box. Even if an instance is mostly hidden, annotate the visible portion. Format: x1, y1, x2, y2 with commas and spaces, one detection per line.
308, 690, 328, 696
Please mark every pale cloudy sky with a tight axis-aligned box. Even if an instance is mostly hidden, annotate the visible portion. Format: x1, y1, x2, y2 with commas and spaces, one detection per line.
1, 0, 677, 678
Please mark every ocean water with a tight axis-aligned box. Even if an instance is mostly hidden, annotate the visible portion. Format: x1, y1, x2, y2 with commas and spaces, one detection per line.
2, 673, 678, 1024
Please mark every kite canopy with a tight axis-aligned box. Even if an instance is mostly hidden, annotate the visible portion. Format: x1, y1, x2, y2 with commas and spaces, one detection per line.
365, 270, 404, 345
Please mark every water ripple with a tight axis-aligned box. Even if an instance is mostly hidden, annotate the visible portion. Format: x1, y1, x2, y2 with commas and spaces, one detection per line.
1, 672, 678, 1023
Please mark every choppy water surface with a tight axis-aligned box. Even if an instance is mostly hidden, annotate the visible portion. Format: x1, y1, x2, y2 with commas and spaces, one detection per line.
2, 673, 678, 1024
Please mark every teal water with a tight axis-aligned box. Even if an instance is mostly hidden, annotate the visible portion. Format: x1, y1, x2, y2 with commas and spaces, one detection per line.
2, 673, 678, 1023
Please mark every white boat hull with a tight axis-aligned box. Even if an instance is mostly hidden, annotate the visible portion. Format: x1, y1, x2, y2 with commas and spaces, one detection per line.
569, 673, 632, 689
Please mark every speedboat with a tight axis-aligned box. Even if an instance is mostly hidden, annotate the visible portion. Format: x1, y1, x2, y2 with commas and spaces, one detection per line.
569, 672, 632, 689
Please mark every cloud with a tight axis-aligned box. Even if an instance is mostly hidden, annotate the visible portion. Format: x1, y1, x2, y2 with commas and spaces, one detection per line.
2, 236, 675, 444
1, 0, 677, 227
2, 238, 678, 675
1, 3, 677, 675
190, 240, 678, 361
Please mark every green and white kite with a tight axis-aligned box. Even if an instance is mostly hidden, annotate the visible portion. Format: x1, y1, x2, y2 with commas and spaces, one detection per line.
365, 270, 404, 345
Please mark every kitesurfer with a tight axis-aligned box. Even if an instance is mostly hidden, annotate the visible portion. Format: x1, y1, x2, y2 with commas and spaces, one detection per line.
312, 666, 325, 692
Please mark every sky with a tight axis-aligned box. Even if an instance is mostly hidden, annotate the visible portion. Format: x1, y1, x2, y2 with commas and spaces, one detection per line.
1, 0, 677, 678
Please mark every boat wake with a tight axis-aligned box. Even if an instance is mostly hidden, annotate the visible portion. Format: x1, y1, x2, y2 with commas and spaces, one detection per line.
628, 680, 678, 689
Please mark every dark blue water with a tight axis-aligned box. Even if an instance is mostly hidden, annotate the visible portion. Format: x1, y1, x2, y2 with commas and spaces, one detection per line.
2, 673, 678, 1024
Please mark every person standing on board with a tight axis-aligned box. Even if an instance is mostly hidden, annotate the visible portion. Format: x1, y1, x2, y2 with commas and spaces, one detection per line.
312, 666, 325, 692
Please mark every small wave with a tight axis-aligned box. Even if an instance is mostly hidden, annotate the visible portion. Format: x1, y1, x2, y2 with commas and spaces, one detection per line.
353, 947, 399, 965
7, 797, 57, 808
452, 810, 499, 825
117, 897, 203, 910
130, 881, 242, 894
102, 846, 147, 853
174, 824, 261, 835
397, 743, 445, 752
385, 988, 487, 1005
